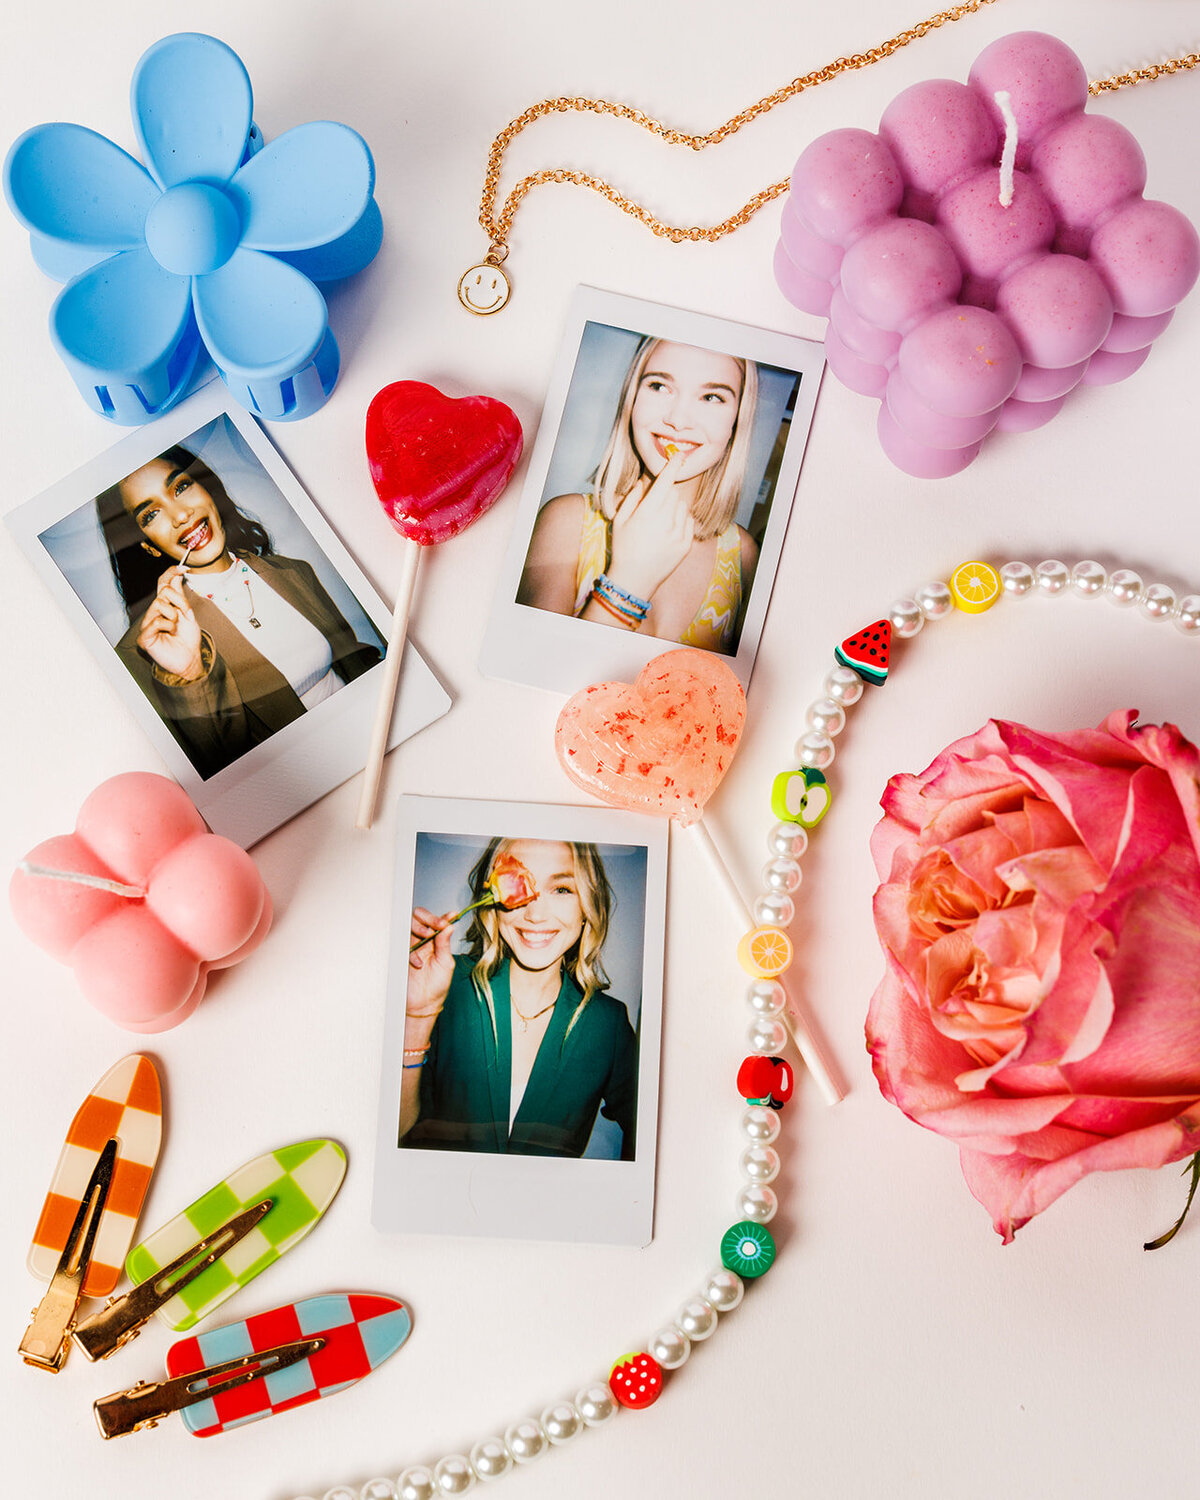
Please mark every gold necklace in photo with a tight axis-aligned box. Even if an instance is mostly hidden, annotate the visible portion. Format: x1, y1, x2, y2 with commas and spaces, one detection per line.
458, 0, 1198, 314
511, 993, 557, 1032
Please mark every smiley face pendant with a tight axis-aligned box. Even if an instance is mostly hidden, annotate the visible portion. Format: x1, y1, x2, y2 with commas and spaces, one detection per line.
457, 260, 511, 315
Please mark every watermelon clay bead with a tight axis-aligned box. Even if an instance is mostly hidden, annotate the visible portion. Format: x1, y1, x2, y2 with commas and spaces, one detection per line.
835, 619, 891, 686
775, 30, 1200, 476
720, 1221, 777, 1280
609, 1352, 664, 1410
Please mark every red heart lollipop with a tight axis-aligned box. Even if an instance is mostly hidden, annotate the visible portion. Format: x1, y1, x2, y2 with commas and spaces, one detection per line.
366, 381, 523, 546
356, 381, 523, 830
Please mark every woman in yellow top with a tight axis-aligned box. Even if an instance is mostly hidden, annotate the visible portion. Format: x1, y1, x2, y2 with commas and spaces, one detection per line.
518, 338, 760, 654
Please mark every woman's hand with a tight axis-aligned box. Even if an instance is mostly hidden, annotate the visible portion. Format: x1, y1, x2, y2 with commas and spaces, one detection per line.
136, 567, 205, 682
607, 447, 695, 601
407, 907, 454, 1020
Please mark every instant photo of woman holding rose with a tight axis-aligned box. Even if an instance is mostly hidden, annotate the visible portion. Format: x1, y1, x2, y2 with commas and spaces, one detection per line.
400, 836, 639, 1159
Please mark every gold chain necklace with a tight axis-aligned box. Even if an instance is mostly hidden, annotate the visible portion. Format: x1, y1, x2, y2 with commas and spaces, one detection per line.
457, 0, 1199, 314
511, 993, 557, 1032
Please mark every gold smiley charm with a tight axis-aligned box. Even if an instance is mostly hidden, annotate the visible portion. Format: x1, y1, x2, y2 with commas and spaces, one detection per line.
457, 257, 511, 315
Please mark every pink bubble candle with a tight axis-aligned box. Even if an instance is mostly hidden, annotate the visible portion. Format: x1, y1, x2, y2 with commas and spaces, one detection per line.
10, 772, 272, 1032
775, 31, 1200, 477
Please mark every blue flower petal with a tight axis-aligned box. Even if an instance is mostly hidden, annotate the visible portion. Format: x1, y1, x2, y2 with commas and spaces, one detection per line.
233, 121, 374, 251
52, 248, 192, 376
5, 124, 156, 247
131, 33, 252, 190
192, 248, 326, 379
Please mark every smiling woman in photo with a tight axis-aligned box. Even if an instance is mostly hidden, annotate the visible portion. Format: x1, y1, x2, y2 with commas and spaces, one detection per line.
95, 444, 383, 778
401, 837, 638, 1159
517, 336, 760, 653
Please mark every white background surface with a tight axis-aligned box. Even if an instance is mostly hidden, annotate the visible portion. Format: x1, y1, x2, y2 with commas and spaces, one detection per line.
2, 2, 1199, 1497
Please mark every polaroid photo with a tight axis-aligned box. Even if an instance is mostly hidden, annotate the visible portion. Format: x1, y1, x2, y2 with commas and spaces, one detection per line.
481, 286, 825, 695
6, 388, 450, 847
373, 796, 668, 1245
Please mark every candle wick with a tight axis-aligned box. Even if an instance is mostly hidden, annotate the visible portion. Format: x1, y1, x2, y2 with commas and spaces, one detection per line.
994, 90, 1018, 209
17, 861, 147, 899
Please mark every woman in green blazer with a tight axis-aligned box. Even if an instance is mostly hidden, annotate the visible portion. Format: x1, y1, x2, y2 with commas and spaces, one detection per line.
401, 839, 638, 1159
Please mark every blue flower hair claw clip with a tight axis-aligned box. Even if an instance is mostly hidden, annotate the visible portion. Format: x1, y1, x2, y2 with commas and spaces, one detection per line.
4, 33, 383, 424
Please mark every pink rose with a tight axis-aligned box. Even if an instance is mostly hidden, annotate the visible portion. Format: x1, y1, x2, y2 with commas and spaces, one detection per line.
487, 852, 538, 910
866, 711, 1200, 1242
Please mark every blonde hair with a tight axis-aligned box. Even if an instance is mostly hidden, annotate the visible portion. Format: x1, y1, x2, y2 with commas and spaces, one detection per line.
465, 839, 613, 1042
592, 337, 758, 541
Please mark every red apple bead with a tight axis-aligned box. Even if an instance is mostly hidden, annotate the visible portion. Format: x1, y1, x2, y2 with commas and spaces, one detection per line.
608, 1352, 664, 1410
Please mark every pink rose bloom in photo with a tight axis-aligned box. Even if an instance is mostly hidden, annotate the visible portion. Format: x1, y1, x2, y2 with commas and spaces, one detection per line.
866, 711, 1200, 1242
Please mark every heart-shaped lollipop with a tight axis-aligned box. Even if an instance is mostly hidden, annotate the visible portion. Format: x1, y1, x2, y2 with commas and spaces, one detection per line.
356, 381, 523, 829
555, 649, 844, 1105
554, 649, 746, 827
366, 381, 523, 546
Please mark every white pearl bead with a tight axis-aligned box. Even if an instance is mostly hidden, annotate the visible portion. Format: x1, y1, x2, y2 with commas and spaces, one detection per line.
740, 1144, 781, 1183
747, 980, 786, 1017
999, 561, 1034, 595
676, 1297, 718, 1341
915, 581, 953, 619
433, 1456, 475, 1495
795, 730, 835, 769
1035, 559, 1070, 595
323, 1490, 359, 1500
824, 666, 863, 705
1107, 568, 1143, 605
762, 856, 802, 895
361, 1484, 398, 1500
575, 1384, 616, 1426
504, 1419, 547, 1464
469, 1438, 513, 1482
1141, 583, 1176, 619
806, 696, 847, 736
737, 1183, 778, 1223
704, 1269, 745, 1312
541, 1402, 583, 1444
397, 1472, 437, 1500
889, 597, 924, 637
748, 1017, 788, 1055
649, 1325, 691, 1369
767, 822, 808, 860
741, 1105, 782, 1143
752, 892, 794, 928
1072, 559, 1107, 596
1174, 594, 1200, 633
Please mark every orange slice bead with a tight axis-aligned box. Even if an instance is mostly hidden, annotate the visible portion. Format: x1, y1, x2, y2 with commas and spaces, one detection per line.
737, 926, 794, 979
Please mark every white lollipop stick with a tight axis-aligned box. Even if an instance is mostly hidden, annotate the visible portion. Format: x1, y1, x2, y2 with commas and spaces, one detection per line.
686, 817, 847, 1106
355, 537, 422, 830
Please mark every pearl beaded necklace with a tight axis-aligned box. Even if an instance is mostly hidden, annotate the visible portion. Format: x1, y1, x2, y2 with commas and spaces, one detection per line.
297, 557, 1199, 1500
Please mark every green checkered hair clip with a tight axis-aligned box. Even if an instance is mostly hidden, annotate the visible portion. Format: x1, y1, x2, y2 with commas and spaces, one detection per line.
95, 1140, 349, 1343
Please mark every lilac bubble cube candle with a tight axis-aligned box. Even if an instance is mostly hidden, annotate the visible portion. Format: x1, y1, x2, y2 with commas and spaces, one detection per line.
775, 31, 1200, 477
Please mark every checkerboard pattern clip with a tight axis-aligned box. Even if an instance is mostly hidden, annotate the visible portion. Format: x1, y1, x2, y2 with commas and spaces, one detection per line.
165, 1293, 412, 1437
28, 1054, 162, 1297
125, 1140, 347, 1331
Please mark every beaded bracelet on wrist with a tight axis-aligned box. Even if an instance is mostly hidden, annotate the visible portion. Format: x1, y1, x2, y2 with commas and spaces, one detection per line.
299, 556, 1198, 1500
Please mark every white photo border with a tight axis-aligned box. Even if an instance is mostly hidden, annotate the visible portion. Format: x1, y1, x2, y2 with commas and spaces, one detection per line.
5, 387, 450, 847
372, 795, 668, 1246
480, 286, 825, 696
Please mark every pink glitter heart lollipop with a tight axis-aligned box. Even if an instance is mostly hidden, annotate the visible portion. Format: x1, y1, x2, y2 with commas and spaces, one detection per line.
554, 649, 745, 827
